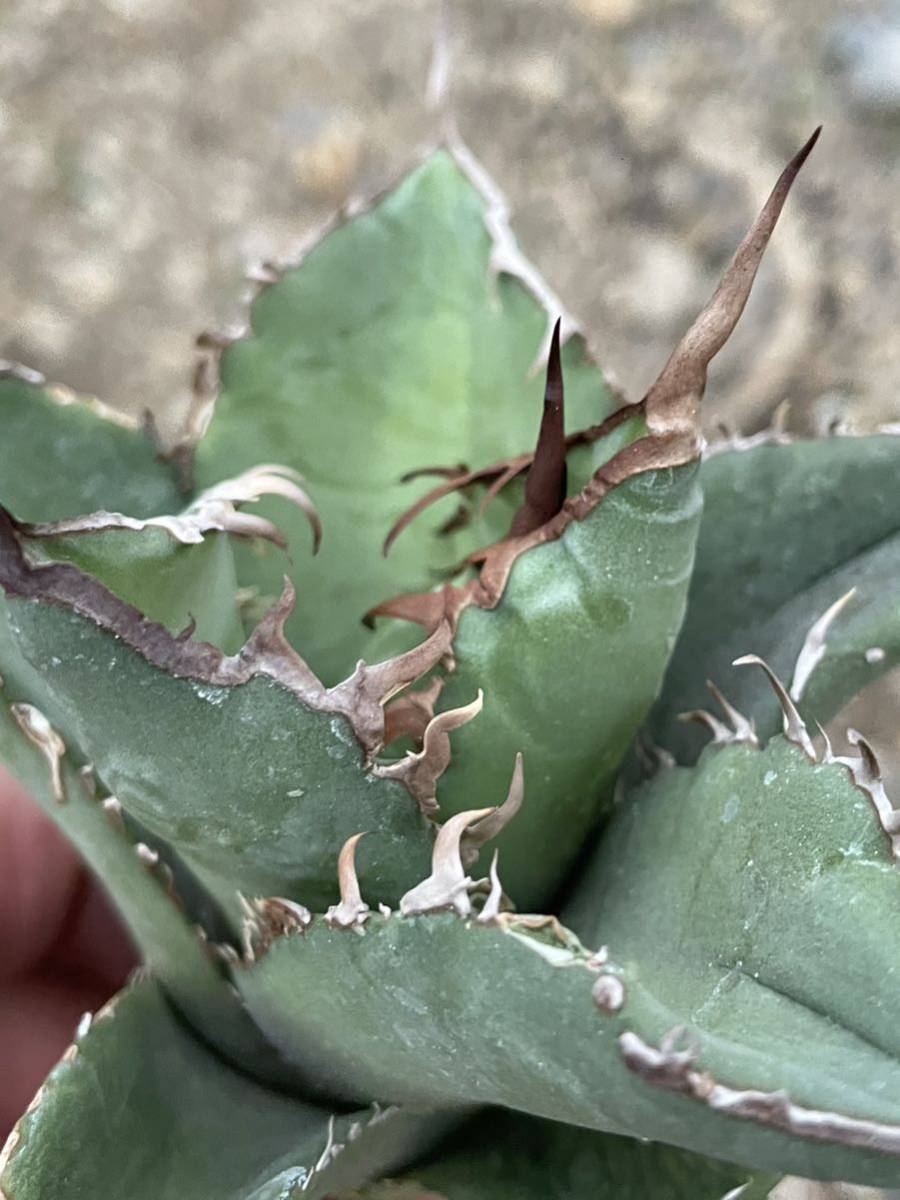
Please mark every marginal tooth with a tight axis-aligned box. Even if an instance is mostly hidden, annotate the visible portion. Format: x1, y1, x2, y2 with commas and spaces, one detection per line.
840, 729, 900, 858
848, 727, 882, 778
476, 459, 529, 522
678, 708, 733, 744
476, 851, 504, 924
621, 1027, 900, 1155
135, 842, 159, 867
461, 752, 524, 866
659, 1025, 699, 1060
591, 973, 626, 1014
635, 733, 677, 774
383, 676, 445, 748
733, 654, 816, 758
340, 617, 455, 741
399, 807, 495, 918
242, 579, 328, 700
241, 896, 313, 962
815, 720, 835, 764
78, 764, 97, 798
101, 795, 125, 831
510, 318, 568, 537
18, 463, 322, 554
719, 1186, 752, 1200
706, 680, 758, 745
325, 833, 371, 930
373, 690, 484, 816
189, 463, 322, 554
421, 691, 483, 759
9, 703, 66, 802
789, 587, 856, 701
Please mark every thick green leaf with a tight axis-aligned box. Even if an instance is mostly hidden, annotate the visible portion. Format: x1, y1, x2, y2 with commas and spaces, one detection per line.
431, 455, 702, 908
0, 977, 451, 1200
0, 674, 290, 1078
231, 728, 900, 1187
0, 514, 441, 912
0, 595, 436, 913
652, 435, 900, 759
194, 149, 616, 685
689, 531, 900, 748
351, 134, 816, 909
347, 1110, 777, 1199
0, 370, 181, 521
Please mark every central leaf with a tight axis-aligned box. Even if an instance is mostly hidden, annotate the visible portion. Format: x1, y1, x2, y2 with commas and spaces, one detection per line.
195, 150, 616, 683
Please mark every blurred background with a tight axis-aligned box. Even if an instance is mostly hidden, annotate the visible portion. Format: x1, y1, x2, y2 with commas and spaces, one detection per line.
3, 0, 900, 441
1, 1, 899, 1195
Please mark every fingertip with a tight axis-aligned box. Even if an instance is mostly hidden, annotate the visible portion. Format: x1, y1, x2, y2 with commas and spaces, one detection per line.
0, 769, 83, 980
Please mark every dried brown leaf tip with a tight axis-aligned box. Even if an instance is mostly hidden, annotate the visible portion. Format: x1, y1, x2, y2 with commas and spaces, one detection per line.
823, 728, 900, 860
642, 127, 821, 441
374, 132, 819, 639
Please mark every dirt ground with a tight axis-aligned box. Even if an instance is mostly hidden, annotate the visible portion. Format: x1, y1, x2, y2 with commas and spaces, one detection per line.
1, 2, 899, 1196
2, 0, 900, 440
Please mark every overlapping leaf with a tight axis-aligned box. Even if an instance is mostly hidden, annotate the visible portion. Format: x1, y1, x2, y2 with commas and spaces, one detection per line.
193, 150, 618, 685
652, 434, 900, 759
0, 978, 452, 1200
229, 710, 900, 1187
343, 1109, 777, 1200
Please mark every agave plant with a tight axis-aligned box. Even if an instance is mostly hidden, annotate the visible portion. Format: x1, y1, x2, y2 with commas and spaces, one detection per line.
1, 122, 900, 1200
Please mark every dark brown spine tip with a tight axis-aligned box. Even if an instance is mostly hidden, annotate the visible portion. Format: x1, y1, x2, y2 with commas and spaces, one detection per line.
510, 317, 568, 537
768, 127, 821, 209
793, 126, 822, 173
310, 513, 323, 556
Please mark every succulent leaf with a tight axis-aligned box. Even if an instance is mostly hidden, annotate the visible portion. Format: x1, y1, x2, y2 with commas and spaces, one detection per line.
0, 977, 452, 1200
0, 521, 439, 911
0, 675, 286, 1077
0, 135, 816, 920
4, 122, 895, 1199
192, 149, 618, 686
427, 457, 702, 907
0, 367, 181, 520
228, 699, 900, 1186
365, 131, 816, 908
652, 434, 900, 759
341, 1110, 778, 1200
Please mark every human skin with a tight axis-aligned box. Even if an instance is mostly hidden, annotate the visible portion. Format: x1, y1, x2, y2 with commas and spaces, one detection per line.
0, 769, 137, 1138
